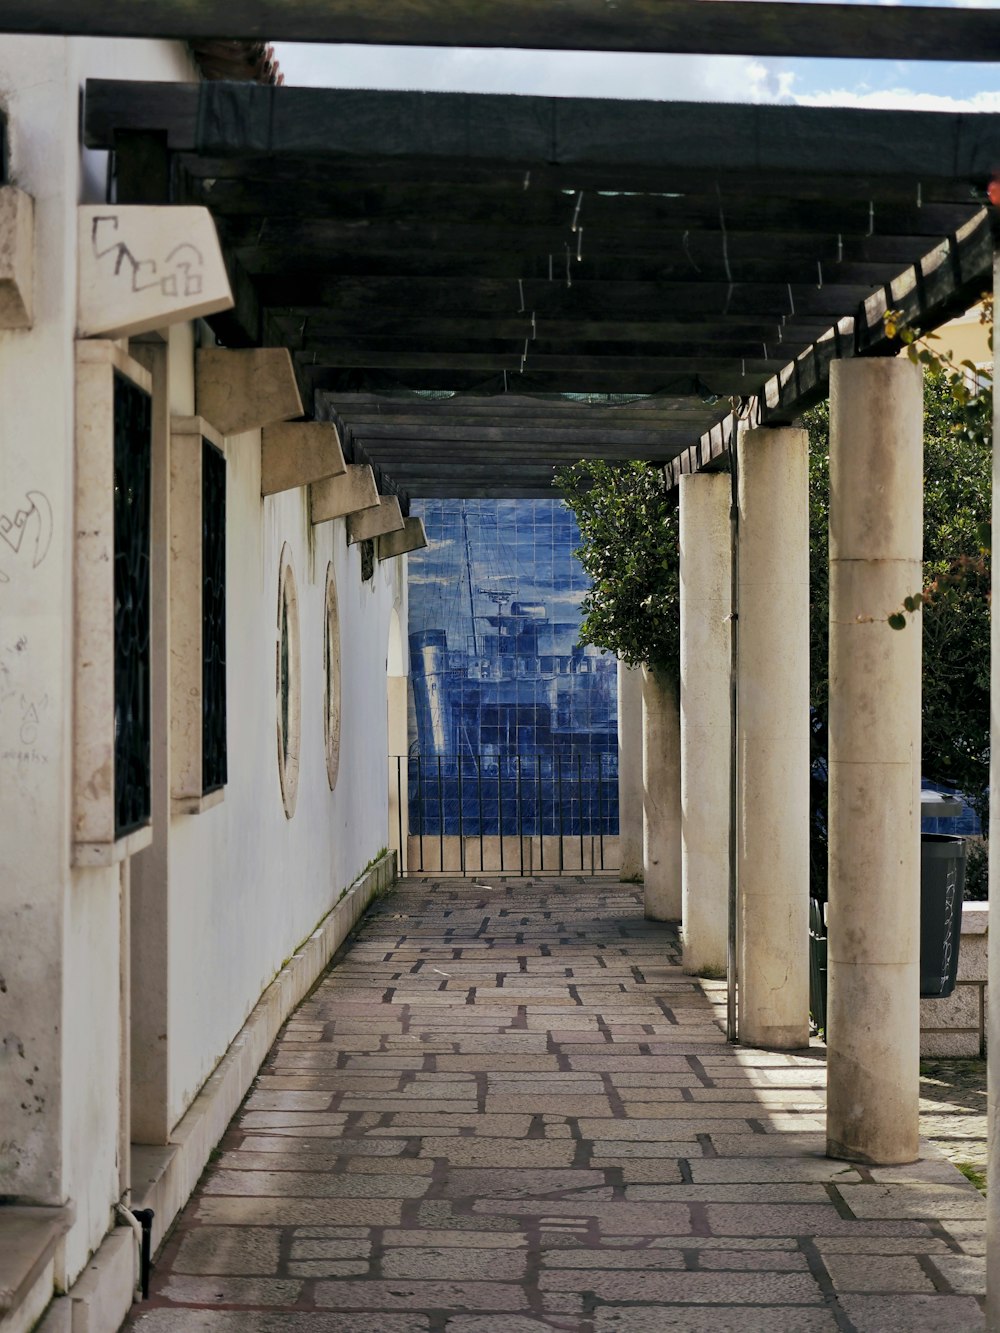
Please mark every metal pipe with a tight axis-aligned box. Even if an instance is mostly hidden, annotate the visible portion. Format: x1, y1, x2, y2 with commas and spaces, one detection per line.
116, 1203, 155, 1299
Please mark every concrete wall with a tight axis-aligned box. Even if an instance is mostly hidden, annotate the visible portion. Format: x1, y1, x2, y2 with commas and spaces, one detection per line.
0, 34, 403, 1306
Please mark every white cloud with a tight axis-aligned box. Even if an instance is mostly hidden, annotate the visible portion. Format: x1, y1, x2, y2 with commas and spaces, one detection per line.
408, 573, 451, 586
794, 86, 1000, 111
273, 43, 793, 104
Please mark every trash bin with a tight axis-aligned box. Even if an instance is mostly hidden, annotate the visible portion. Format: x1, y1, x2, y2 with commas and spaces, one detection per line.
920, 833, 967, 999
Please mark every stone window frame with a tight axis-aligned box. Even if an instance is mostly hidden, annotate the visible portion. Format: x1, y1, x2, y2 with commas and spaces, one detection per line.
276, 543, 301, 819
73, 341, 155, 866
169, 415, 227, 815
323, 562, 342, 791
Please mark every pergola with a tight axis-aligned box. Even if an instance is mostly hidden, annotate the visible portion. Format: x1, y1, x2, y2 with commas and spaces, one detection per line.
84, 78, 996, 498
20, 4, 999, 1319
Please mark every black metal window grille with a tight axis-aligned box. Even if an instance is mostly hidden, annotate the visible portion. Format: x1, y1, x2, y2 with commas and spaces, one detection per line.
202, 439, 227, 792
113, 370, 153, 838
361, 538, 375, 581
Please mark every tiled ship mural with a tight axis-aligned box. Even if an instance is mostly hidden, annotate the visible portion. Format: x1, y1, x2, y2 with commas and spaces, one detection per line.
407, 499, 619, 841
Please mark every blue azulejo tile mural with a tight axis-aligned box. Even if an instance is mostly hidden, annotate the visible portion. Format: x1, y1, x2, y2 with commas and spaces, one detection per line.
406, 498, 618, 838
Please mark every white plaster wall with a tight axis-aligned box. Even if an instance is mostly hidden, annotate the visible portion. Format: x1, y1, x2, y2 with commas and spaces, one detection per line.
0, 38, 78, 1219
1, 30, 403, 1286
164, 434, 400, 1123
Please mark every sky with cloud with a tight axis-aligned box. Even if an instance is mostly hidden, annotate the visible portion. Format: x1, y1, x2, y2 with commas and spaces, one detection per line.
274, 0, 1000, 112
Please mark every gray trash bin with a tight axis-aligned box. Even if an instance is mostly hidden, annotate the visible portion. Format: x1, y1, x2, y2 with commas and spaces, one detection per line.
920, 833, 967, 999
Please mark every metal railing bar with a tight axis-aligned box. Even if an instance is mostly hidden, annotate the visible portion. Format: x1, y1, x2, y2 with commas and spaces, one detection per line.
597, 751, 604, 871
578, 751, 584, 873
437, 754, 444, 874
517, 754, 524, 876
417, 755, 425, 872
477, 754, 485, 873
537, 753, 544, 872
457, 751, 466, 874
557, 753, 565, 876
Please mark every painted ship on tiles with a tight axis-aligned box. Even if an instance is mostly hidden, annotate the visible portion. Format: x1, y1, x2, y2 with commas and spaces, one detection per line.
407, 500, 618, 837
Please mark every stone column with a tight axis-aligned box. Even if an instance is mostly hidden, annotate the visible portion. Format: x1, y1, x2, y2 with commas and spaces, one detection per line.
642, 664, 682, 920
988, 253, 1000, 1329
617, 659, 644, 881
679, 472, 732, 976
737, 426, 810, 1049
826, 357, 923, 1166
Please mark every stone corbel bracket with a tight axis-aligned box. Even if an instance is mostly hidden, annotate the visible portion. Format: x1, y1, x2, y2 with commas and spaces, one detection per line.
0, 186, 34, 328
261, 421, 347, 497
347, 495, 405, 545
77, 204, 233, 339
310, 464, 380, 525
196, 347, 303, 437
379, 516, 428, 560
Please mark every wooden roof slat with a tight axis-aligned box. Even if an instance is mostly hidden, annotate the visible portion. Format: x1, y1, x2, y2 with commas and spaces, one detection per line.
226, 220, 960, 266
189, 176, 977, 237
15, 1, 1000, 62
261, 275, 879, 317
268, 312, 840, 344
349, 423, 693, 447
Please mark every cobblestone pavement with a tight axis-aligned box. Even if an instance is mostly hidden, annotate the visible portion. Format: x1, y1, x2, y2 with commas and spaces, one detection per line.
128, 879, 987, 1332
920, 1060, 988, 1183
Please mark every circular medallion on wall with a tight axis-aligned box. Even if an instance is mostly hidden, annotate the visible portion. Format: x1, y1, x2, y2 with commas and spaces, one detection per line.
324, 561, 342, 790
276, 544, 301, 819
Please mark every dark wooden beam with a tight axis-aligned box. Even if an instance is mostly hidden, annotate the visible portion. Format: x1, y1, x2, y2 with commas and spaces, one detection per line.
274, 312, 836, 347
85, 82, 1000, 185
362, 443, 682, 461
17, 3, 1000, 62
351, 423, 695, 448
298, 347, 783, 377
189, 175, 976, 237
236, 246, 908, 291
665, 209, 997, 487
114, 129, 170, 204
265, 275, 876, 319
410, 485, 562, 498
226, 220, 951, 272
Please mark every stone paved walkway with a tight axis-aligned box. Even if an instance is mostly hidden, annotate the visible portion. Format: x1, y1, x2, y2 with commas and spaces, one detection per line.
127, 878, 987, 1332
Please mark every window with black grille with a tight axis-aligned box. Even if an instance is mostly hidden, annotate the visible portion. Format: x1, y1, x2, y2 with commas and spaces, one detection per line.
113, 370, 152, 838
202, 439, 227, 792
361, 538, 375, 582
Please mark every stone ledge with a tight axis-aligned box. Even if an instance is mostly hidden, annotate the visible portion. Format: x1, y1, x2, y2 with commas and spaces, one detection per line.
131, 850, 396, 1255
49, 852, 397, 1331
961, 902, 988, 935
0, 1205, 72, 1330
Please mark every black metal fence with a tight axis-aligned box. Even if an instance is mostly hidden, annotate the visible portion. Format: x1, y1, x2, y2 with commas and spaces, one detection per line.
389, 752, 621, 876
